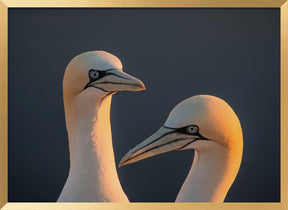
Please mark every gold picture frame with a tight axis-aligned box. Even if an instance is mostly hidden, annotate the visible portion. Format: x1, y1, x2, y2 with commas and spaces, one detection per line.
0, 0, 287, 209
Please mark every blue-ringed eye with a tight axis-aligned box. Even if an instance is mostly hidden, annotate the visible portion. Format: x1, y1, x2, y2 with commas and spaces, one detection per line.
186, 125, 199, 135
89, 70, 100, 80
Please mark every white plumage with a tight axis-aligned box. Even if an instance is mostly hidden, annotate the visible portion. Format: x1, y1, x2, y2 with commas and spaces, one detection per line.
120, 95, 243, 202
58, 51, 145, 202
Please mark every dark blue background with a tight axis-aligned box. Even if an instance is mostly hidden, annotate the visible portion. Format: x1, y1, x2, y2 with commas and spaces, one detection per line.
8, 8, 280, 202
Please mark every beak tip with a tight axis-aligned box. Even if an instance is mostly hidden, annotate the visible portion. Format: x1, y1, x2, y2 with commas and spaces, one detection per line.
136, 81, 145, 91
119, 153, 133, 167
118, 160, 126, 167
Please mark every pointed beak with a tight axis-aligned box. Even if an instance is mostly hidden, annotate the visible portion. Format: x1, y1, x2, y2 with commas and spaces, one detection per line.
119, 126, 196, 167
89, 69, 145, 92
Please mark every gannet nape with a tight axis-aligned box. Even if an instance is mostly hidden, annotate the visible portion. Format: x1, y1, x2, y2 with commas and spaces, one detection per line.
58, 51, 145, 202
119, 95, 243, 202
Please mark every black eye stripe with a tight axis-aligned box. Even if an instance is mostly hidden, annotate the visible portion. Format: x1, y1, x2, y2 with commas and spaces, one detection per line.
163, 125, 209, 141
88, 69, 106, 81
178, 125, 199, 135
87, 68, 126, 82
84, 69, 114, 90
163, 125, 199, 135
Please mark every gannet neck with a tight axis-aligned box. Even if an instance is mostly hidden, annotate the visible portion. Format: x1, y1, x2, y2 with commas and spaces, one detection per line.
176, 140, 242, 202
118, 95, 243, 202
58, 90, 128, 202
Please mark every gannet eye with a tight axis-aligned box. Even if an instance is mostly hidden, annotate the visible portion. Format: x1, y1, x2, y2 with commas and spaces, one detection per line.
186, 125, 199, 135
89, 69, 100, 80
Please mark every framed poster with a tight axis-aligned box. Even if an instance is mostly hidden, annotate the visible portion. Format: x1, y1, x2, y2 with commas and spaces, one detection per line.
0, 0, 287, 209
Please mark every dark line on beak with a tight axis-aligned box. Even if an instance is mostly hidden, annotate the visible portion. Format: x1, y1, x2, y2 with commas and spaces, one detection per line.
126, 130, 175, 158
95, 82, 140, 87
88, 86, 109, 92
123, 136, 211, 165
176, 139, 198, 150
105, 72, 131, 81
123, 138, 190, 164
105, 68, 122, 72
163, 125, 176, 129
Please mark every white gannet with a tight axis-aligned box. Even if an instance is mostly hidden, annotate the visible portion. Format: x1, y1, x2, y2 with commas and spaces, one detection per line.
119, 95, 243, 202
57, 51, 145, 202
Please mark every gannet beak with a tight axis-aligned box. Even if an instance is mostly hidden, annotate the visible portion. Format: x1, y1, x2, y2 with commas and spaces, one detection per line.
119, 126, 197, 167
88, 69, 145, 92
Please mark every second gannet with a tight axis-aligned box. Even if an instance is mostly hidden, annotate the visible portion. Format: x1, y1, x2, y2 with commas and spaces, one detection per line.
120, 95, 243, 202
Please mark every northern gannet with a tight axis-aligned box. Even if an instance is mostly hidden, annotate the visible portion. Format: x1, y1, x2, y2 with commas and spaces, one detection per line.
119, 95, 243, 202
57, 51, 145, 202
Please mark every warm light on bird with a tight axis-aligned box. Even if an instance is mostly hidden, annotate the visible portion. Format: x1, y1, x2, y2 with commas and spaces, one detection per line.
57, 51, 145, 202
119, 95, 243, 202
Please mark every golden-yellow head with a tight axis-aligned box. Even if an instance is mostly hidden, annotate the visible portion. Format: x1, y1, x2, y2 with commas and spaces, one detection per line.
119, 95, 243, 166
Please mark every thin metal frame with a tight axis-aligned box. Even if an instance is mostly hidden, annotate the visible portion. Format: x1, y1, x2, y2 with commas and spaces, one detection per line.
0, 0, 287, 209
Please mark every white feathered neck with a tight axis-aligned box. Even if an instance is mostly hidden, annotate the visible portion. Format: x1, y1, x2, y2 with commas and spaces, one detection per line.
58, 89, 128, 202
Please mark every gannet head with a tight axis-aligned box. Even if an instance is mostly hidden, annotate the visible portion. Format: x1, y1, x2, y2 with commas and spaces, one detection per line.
63, 51, 145, 106
119, 95, 243, 166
